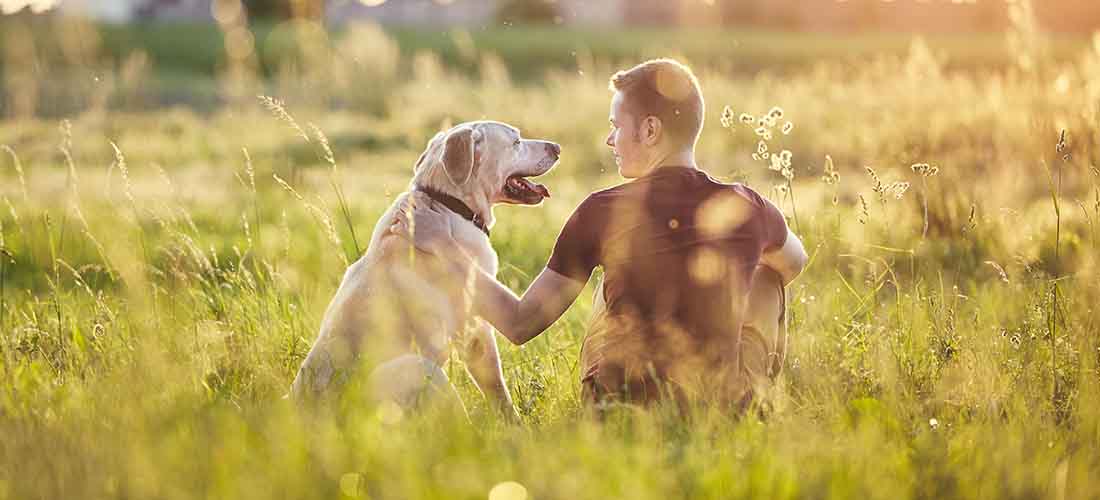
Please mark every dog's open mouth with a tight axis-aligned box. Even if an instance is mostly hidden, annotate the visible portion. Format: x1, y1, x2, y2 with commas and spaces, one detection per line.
502, 174, 550, 205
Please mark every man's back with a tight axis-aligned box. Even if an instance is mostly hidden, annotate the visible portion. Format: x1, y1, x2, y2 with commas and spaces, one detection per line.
548, 166, 788, 403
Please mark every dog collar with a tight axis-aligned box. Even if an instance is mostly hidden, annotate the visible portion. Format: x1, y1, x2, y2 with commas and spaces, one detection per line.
415, 187, 490, 237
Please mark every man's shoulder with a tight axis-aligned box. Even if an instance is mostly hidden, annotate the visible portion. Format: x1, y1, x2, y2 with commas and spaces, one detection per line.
722, 181, 769, 206
577, 182, 634, 207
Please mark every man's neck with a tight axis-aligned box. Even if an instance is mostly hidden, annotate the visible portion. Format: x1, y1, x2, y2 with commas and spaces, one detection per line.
644, 148, 698, 175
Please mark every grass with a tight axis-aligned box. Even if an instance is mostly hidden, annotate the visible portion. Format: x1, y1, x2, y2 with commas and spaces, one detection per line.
1, 11, 1100, 500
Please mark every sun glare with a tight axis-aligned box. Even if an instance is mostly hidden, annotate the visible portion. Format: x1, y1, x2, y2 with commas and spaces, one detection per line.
1, 0, 60, 15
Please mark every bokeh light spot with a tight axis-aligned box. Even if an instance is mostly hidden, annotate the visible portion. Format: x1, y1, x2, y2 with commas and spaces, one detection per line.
489, 481, 528, 500
696, 193, 751, 238
688, 246, 726, 285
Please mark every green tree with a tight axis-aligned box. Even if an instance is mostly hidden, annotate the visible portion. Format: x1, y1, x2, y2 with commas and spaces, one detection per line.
242, 0, 323, 20
496, 0, 559, 25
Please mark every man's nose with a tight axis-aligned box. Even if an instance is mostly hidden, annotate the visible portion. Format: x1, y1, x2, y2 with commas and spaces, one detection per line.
545, 142, 561, 157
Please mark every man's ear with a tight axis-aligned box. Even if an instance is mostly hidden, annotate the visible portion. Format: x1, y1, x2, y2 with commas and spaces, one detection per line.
441, 126, 481, 186
641, 116, 662, 146
414, 131, 446, 172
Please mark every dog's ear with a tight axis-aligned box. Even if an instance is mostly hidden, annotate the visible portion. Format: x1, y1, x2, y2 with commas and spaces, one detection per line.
441, 126, 481, 186
414, 131, 446, 173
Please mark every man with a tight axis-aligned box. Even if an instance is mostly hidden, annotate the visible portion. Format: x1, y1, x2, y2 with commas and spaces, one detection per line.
392, 59, 807, 410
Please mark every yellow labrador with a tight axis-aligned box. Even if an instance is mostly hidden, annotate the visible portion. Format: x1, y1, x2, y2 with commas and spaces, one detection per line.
290, 121, 559, 417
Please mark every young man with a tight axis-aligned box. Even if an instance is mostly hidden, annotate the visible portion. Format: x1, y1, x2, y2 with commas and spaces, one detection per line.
393, 59, 807, 409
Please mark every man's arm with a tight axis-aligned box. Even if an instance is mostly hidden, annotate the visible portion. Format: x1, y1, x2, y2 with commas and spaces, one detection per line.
389, 195, 586, 345
453, 258, 586, 345
759, 228, 808, 286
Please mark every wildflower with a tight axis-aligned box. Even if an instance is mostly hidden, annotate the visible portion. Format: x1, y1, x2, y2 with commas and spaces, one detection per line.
760, 114, 777, 128
720, 106, 734, 128
757, 140, 768, 155
782, 121, 794, 135
888, 181, 910, 200
739, 113, 755, 125
911, 163, 939, 177
822, 155, 839, 185
768, 106, 784, 119
779, 150, 793, 166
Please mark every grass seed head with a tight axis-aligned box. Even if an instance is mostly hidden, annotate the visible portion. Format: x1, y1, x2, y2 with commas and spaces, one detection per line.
1, 145, 27, 204
59, 119, 72, 153
309, 123, 335, 166
985, 260, 1010, 283
110, 141, 136, 208
258, 95, 309, 142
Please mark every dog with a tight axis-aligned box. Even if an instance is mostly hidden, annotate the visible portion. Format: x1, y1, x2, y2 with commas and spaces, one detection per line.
289, 121, 558, 418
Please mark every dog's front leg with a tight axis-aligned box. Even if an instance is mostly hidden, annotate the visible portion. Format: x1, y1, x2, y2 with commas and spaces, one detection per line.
462, 319, 520, 422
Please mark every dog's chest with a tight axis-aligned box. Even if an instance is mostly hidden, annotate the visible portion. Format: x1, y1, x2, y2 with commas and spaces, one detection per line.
448, 214, 498, 274
404, 215, 495, 354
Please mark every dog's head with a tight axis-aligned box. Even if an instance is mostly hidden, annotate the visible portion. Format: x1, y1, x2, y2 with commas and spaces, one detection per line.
412, 121, 560, 225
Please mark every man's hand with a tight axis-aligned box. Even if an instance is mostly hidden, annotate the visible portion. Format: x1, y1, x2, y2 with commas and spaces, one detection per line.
390, 192, 456, 256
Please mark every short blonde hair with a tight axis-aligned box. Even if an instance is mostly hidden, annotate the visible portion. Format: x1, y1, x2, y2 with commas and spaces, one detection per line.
609, 58, 705, 146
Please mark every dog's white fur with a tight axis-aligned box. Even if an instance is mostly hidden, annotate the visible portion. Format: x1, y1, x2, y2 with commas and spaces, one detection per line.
290, 121, 558, 416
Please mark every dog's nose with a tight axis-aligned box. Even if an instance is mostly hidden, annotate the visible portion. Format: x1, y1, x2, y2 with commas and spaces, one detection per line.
546, 142, 561, 157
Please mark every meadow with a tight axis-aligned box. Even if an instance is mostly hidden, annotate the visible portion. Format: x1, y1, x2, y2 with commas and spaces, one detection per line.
1, 9, 1100, 499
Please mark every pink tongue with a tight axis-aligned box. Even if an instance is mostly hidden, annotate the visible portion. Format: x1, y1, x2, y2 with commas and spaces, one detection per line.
515, 177, 551, 198
532, 182, 550, 199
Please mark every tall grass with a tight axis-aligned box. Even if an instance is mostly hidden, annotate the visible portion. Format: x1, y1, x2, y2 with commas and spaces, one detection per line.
1, 14, 1099, 500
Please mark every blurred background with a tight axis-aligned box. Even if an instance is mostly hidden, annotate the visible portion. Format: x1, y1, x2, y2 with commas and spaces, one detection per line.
2, 0, 1099, 117
2, 3, 1100, 498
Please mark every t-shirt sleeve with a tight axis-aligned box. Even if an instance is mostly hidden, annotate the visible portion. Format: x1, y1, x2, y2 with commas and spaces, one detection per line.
733, 184, 788, 252
546, 195, 602, 283
758, 193, 789, 252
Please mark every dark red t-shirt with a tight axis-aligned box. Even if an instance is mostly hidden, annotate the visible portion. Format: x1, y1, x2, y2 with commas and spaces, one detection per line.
546, 166, 788, 401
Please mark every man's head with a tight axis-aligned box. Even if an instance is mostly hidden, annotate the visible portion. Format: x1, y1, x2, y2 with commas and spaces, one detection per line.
606, 58, 704, 178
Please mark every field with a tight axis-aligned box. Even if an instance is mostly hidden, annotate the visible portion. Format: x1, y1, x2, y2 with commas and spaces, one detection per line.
2, 11, 1100, 500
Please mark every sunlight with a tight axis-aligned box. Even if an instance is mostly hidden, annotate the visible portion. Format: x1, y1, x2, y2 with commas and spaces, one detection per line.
1, 0, 60, 14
